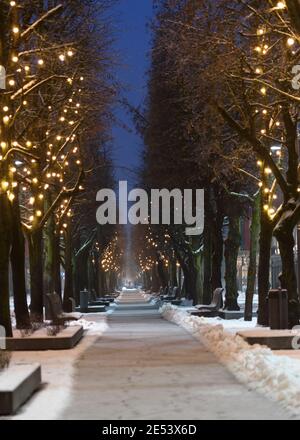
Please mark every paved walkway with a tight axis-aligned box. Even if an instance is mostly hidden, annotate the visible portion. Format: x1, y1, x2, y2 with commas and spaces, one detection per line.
61, 291, 294, 420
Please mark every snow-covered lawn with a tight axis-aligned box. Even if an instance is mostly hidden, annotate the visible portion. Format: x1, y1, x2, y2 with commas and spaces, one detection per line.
3, 315, 108, 420
161, 303, 300, 416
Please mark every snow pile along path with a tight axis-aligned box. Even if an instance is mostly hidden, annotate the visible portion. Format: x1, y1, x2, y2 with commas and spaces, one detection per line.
161, 303, 300, 416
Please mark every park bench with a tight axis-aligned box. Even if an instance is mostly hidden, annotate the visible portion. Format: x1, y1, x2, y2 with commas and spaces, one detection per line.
189, 288, 224, 317
171, 297, 193, 307
89, 290, 111, 306
46, 293, 82, 325
161, 286, 179, 302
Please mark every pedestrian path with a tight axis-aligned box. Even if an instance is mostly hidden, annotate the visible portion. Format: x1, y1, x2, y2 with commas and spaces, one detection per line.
61, 290, 294, 420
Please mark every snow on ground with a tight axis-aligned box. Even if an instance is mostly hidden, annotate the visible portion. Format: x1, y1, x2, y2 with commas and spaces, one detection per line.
3, 314, 108, 420
161, 303, 300, 416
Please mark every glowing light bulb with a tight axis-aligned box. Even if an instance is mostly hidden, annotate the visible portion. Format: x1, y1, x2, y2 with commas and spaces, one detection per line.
287, 38, 295, 46
276, 1, 286, 9
260, 86, 267, 95
1, 181, 9, 190
12, 26, 19, 34
38, 59, 44, 66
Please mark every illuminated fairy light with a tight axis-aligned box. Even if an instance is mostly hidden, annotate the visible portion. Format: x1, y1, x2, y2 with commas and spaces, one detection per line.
260, 86, 267, 95
276, 1, 286, 10
287, 38, 295, 47
257, 28, 265, 36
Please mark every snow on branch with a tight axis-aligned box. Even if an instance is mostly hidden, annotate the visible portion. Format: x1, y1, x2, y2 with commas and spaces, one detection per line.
21, 5, 63, 40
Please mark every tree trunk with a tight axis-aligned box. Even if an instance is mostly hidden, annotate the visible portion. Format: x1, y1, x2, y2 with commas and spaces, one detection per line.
224, 215, 241, 310
44, 216, 54, 295
203, 211, 213, 304
88, 255, 96, 293
10, 197, 31, 329
44, 212, 61, 297
275, 225, 300, 328
53, 233, 62, 297
170, 258, 178, 287
157, 256, 168, 288
28, 229, 44, 322
181, 252, 202, 304
245, 193, 261, 321
151, 264, 160, 292
0, 194, 13, 337
63, 227, 74, 312
257, 214, 273, 326
211, 213, 224, 292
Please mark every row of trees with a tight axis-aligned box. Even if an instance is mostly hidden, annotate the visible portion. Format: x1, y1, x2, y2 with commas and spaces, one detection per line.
0, 0, 118, 336
134, 0, 300, 328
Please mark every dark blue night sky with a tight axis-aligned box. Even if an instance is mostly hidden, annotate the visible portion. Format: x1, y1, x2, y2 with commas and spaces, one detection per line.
111, 0, 154, 186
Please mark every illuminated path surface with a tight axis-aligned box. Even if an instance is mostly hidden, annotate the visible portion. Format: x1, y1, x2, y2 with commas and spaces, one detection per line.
62, 291, 294, 420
